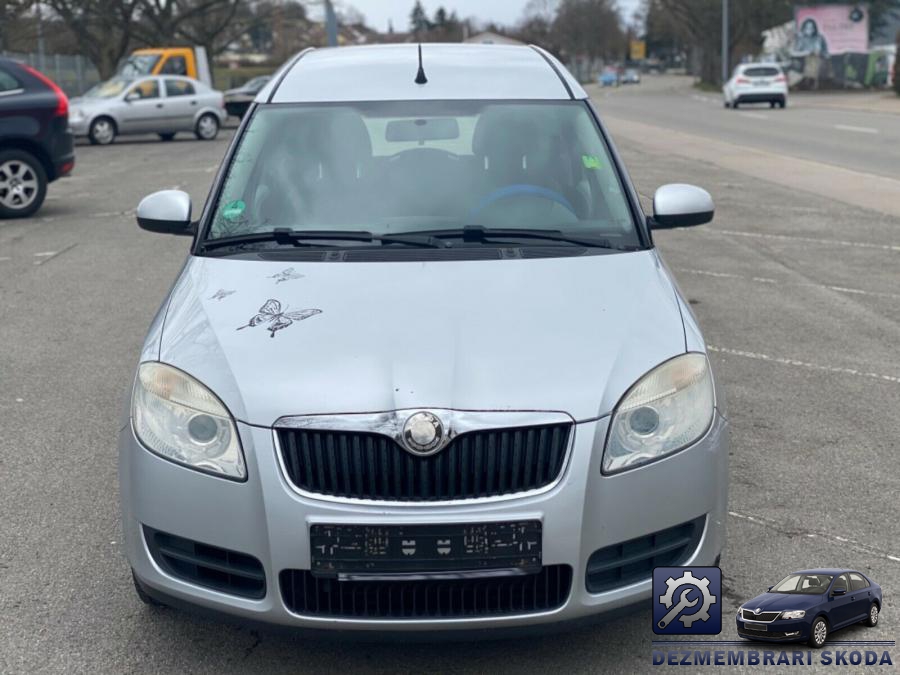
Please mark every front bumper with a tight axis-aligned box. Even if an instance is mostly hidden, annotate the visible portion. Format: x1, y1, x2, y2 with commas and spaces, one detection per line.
736, 617, 810, 642
120, 412, 728, 632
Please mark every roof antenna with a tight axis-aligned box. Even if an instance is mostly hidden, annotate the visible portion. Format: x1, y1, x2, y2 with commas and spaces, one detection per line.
415, 44, 428, 85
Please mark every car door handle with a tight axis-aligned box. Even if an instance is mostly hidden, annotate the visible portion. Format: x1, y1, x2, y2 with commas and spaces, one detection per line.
850, 596, 856, 601
156, 103, 163, 108
190, 100, 198, 105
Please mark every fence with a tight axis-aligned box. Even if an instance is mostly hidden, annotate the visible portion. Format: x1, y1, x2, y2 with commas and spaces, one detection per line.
0, 51, 100, 96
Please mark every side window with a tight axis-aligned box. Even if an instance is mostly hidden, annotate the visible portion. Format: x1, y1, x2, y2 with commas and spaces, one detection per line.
848, 573, 868, 591
160, 56, 187, 76
833, 574, 850, 591
128, 80, 160, 100
165, 79, 195, 97
0, 68, 21, 93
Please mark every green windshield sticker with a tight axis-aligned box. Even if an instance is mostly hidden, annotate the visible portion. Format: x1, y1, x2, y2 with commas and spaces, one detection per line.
582, 154, 602, 169
222, 199, 246, 220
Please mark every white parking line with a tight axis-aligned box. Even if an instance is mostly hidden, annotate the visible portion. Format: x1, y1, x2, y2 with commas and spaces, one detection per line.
707, 345, 900, 384
729, 511, 900, 564
739, 112, 769, 120
834, 124, 878, 134
675, 267, 900, 300
715, 229, 900, 253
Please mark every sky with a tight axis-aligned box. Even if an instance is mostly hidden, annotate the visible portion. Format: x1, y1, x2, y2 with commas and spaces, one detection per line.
341, 0, 642, 33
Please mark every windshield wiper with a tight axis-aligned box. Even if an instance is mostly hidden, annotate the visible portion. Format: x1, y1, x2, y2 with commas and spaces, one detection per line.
200, 228, 446, 252
400, 225, 635, 250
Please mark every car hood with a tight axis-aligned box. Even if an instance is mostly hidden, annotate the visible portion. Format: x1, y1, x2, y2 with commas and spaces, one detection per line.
742, 593, 825, 613
154, 250, 689, 426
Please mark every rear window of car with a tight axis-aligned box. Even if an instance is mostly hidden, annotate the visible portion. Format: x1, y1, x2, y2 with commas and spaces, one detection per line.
0, 68, 21, 93
165, 79, 195, 97
848, 573, 869, 591
743, 67, 780, 77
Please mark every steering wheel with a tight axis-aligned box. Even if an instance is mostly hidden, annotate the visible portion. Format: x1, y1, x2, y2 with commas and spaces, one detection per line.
470, 184, 577, 220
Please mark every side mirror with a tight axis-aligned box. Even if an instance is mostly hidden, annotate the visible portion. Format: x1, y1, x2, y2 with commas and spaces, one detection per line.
767, 586, 773, 592
651, 183, 714, 229
832, 587, 847, 596
136, 190, 194, 236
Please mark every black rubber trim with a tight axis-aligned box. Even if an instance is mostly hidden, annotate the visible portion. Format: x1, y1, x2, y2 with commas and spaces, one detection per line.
267, 47, 315, 103
528, 45, 574, 100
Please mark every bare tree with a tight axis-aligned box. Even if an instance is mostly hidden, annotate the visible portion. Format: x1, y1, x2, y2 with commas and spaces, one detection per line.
45, 0, 139, 78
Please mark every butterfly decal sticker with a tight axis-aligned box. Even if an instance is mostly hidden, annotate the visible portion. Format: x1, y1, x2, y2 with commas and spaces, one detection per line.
269, 268, 304, 284
210, 289, 236, 301
236, 299, 322, 338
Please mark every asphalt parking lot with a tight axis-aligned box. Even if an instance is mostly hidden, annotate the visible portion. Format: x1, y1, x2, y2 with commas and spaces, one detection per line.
1, 81, 898, 672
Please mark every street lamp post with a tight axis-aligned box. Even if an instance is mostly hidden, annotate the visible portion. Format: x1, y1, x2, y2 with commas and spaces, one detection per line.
721, 0, 729, 84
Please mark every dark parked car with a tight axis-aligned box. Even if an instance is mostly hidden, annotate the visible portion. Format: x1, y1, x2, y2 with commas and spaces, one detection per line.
0, 57, 74, 218
223, 75, 271, 119
737, 569, 882, 648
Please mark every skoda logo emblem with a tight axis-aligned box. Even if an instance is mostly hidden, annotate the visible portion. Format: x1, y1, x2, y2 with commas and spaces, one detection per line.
754, 608, 762, 615
402, 411, 444, 456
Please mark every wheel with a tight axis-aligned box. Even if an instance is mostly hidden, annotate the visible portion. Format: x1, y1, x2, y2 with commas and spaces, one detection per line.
808, 616, 828, 648
770, 101, 776, 108
158, 132, 176, 141
88, 116, 116, 145
195, 113, 219, 141
723, 100, 731, 108
0, 149, 48, 218
865, 602, 879, 627
132, 570, 165, 607
779, 100, 787, 109
732, 101, 739, 109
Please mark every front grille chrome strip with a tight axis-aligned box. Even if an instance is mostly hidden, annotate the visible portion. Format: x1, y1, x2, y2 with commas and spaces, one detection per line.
272, 409, 576, 506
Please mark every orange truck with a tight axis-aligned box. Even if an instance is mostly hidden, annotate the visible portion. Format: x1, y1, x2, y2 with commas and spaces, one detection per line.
117, 47, 212, 87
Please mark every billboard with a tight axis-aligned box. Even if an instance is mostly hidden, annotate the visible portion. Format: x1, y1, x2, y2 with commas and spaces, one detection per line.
793, 5, 869, 56
630, 40, 646, 61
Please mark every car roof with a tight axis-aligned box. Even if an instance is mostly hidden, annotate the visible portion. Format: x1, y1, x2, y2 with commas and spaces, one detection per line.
791, 568, 857, 575
263, 43, 586, 103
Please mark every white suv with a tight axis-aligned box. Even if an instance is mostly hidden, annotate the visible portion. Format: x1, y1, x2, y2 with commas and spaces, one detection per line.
724, 64, 788, 109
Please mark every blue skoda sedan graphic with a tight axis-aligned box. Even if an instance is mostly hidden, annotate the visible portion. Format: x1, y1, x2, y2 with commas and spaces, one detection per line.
737, 569, 882, 648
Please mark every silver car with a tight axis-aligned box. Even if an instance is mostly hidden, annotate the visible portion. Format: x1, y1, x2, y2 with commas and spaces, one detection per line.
69, 75, 225, 145
120, 43, 728, 634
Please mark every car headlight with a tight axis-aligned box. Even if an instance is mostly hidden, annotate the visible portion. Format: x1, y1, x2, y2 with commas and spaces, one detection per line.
780, 610, 806, 620
602, 353, 714, 474
69, 108, 84, 121
132, 362, 246, 480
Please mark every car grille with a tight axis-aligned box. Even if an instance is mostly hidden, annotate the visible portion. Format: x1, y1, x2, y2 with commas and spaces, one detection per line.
585, 517, 705, 593
279, 566, 572, 619
742, 609, 781, 622
739, 628, 791, 639
276, 423, 572, 502
143, 526, 266, 599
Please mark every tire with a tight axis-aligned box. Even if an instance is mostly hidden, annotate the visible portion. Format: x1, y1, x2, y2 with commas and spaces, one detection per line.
195, 113, 219, 141
723, 101, 731, 108
865, 602, 879, 627
780, 100, 787, 109
132, 570, 165, 607
808, 616, 828, 648
88, 116, 116, 145
732, 100, 739, 109
770, 101, 776, 108
158, 132, 176, 141
0, 149, 48, 219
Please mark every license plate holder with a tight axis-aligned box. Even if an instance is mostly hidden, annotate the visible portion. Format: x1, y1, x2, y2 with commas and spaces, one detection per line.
744, 621, 768, 631
310, 521, 542, 578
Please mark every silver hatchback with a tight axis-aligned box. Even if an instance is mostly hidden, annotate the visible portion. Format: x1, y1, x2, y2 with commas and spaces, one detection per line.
69, 75, 225, 145
119, 43, 728, 634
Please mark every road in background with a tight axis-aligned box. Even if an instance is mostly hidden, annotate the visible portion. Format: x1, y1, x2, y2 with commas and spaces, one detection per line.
1, 86, 898, 673
594, 75, 900, 178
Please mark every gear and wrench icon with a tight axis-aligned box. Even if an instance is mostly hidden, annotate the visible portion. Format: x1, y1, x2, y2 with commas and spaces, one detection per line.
658, 570, 717, 628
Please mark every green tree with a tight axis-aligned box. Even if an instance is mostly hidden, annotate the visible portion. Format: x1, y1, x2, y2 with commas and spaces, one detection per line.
409, 0, 430, 35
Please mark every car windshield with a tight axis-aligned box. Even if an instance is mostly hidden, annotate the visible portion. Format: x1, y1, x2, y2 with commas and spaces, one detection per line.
771, 574, 834, 594
83, 77, 132, 99
743, 67, 780, 77
205, 100, 638, 247
244, 76, 269, 92
118, 54, 161, 78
